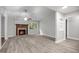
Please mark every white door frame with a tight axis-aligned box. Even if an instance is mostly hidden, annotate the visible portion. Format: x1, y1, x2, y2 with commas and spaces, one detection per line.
4, 12, 8, 40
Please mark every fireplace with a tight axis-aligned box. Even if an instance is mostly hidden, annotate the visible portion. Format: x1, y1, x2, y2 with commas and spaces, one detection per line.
16, 24, 28, 35
19, 29, 26, 35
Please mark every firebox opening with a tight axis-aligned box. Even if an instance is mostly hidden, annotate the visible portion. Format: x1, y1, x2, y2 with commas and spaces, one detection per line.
19, 30, 26, 35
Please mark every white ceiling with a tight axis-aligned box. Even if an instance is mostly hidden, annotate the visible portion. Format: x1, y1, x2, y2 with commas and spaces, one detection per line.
0, 6, 79, 14
1, 6, 54, 20
47, 6, 79, 14
0, 6, 79, 21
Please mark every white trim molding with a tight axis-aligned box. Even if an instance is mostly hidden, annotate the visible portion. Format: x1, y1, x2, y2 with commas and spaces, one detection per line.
4, 12, 8, 40
55, 39, 65, 43
67, 36, 79, 40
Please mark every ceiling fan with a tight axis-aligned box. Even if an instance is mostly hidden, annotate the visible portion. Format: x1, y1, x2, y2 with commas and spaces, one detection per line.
23, 9, 32, 21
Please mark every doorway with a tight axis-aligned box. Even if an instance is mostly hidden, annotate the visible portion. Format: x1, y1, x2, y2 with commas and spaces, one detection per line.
66, 19, 67, 39
1, 14, 5, 46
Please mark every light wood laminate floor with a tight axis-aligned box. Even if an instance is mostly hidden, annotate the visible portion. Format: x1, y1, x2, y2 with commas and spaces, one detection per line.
0, 35, 79, 53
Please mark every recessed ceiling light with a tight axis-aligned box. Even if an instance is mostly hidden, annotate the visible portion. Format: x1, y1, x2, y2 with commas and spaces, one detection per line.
62, 6, 68, 9
24, 17, 28, 21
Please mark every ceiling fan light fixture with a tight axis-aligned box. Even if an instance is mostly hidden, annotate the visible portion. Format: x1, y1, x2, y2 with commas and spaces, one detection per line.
62, 6, 68, 9
24, 17, 28, 21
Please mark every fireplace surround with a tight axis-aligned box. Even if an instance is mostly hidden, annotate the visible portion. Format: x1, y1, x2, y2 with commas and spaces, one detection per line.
16, 24, 28, 35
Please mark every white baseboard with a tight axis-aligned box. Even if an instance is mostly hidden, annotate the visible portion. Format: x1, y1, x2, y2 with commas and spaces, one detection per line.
55, 39, 65, 43
1, 36, 5, 37
8, 35, 16, 37
67, 36, 79, 40
40, 34, 55, 38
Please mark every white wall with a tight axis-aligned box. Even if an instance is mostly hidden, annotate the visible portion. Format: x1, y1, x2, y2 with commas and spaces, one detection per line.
55, 12, 66, 43
68, 17, 79, 39
66, 11, 79, 40
40, 10, 56, 38
7, 14, 16, 37
1, 15, 5, 37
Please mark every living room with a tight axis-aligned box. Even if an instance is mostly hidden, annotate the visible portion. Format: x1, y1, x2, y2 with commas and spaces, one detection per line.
0, 6, 79, 53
